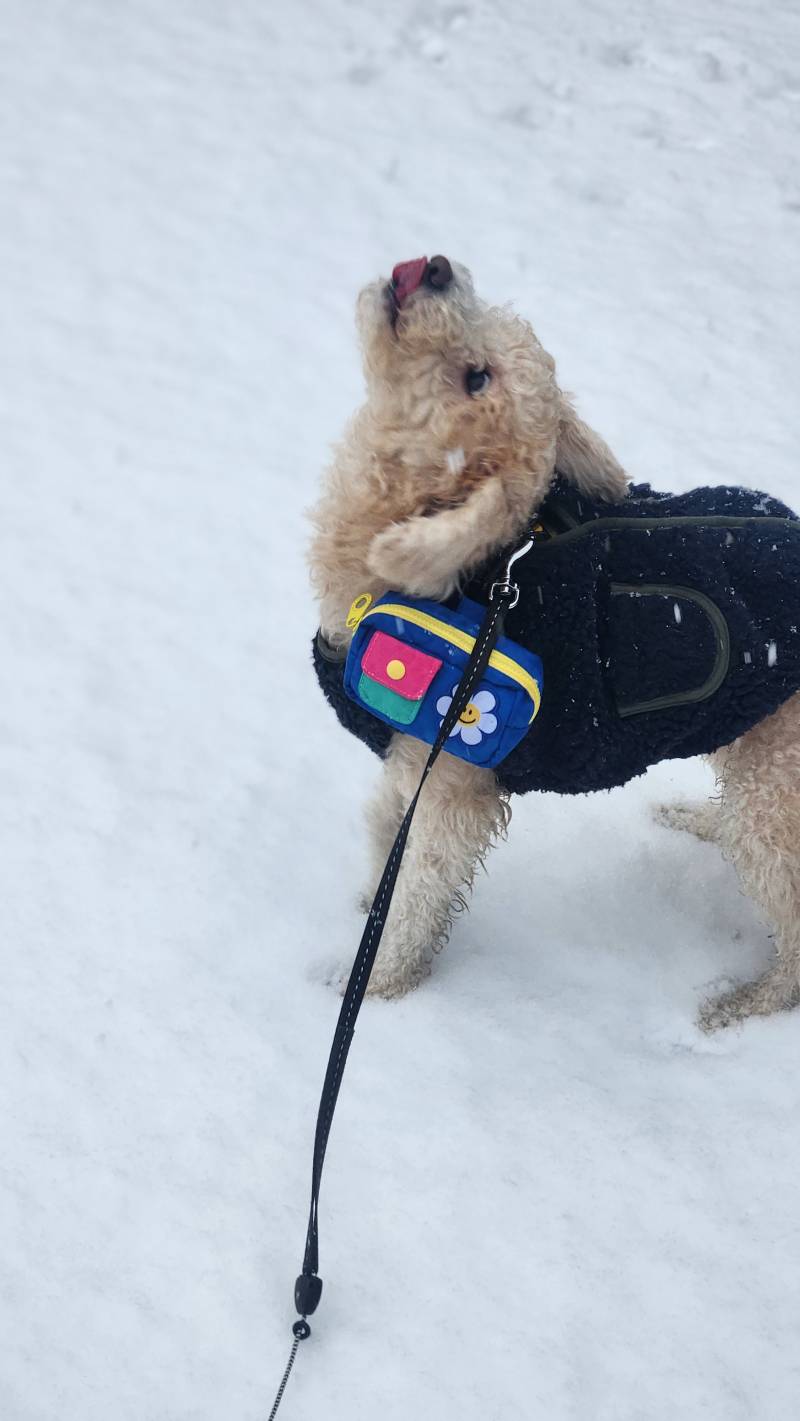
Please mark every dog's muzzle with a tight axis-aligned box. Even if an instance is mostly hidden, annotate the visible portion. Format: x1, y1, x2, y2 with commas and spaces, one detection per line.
388, 254, 454, 317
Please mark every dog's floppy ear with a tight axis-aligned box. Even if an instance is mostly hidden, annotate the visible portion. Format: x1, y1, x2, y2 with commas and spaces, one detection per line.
556, 397, 628, 502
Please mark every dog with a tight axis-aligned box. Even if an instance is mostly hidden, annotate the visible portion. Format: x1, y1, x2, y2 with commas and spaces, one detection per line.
309, 255, 800, 1029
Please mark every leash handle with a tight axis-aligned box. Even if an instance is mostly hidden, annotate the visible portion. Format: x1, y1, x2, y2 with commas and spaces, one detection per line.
297, 581, 516, 1304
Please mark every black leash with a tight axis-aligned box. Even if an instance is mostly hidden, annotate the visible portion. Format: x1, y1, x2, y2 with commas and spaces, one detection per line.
269, 535, 534, 1416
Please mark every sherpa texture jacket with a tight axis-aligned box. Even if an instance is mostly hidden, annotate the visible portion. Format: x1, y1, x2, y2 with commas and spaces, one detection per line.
312, 478, 800, 795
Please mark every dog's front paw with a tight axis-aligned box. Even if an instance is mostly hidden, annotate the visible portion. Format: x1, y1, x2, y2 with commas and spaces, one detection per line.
325, 957, 424, 999
365, 962, 425, 999
367, 520, 443, 598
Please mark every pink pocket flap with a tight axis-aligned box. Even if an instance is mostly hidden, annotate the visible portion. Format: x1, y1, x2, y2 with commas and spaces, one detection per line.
361, 631, 442, 701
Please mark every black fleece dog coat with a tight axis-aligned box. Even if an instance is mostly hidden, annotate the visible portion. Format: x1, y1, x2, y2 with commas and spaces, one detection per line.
313, 479, 800, 795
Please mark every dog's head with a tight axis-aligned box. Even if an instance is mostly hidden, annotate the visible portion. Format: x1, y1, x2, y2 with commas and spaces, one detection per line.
311, 258, 628, 630
350, 256, 627, 600
357, 256, 625, 517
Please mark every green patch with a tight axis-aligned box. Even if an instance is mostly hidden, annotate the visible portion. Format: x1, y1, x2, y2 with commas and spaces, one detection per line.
358, 672, 422, 724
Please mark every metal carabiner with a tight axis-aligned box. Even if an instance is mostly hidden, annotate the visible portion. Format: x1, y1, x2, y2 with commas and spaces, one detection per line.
489, 532, 535, 609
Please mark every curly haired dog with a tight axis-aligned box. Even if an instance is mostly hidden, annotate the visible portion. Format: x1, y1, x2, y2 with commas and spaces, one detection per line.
309, 256, 800, 1029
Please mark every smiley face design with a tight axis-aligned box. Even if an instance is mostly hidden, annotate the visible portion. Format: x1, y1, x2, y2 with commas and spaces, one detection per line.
436, 687, 498, 746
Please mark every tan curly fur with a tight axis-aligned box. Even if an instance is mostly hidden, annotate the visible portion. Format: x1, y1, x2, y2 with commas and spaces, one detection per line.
309, 258, 800, 1027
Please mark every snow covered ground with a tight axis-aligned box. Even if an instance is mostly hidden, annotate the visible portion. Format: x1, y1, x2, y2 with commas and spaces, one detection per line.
2, 1, 799, 1417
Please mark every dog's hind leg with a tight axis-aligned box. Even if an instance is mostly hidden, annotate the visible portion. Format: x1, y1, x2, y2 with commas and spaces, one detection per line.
699, 961, 800, 1032
361, 734, 509, 998
699, 693, 800, 1030
652, 799, 722, 842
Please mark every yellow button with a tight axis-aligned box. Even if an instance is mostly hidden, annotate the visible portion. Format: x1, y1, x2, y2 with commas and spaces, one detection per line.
386, 659, 406, 681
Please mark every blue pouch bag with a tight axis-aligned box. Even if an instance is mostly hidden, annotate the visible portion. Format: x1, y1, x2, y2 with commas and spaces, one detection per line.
343, 592, 543, 769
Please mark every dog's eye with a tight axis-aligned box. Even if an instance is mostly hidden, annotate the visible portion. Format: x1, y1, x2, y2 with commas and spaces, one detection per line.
465, 367, 491, 396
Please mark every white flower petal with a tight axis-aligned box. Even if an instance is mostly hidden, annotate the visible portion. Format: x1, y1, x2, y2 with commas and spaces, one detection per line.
473, 689, 496, 713
460, 723, 483, 746
436, 696, 453, 716
479, 713, 497, 735
449, 722, 462, 739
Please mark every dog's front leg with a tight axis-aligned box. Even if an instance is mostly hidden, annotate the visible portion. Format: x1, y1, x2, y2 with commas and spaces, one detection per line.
366, 477, 512, 602
361, 734, 509, 998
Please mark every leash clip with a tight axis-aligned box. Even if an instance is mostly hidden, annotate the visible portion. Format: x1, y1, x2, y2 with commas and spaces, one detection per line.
489, 533, 535, 609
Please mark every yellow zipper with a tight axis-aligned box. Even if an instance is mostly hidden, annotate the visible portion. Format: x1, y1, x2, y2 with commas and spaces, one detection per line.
362, 602, 541, 718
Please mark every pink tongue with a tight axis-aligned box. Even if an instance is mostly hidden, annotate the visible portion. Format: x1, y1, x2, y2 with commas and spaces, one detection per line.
392, 257, 428, 306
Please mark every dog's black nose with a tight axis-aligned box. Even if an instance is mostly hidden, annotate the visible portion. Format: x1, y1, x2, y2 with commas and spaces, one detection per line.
425, 255, 453, 291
